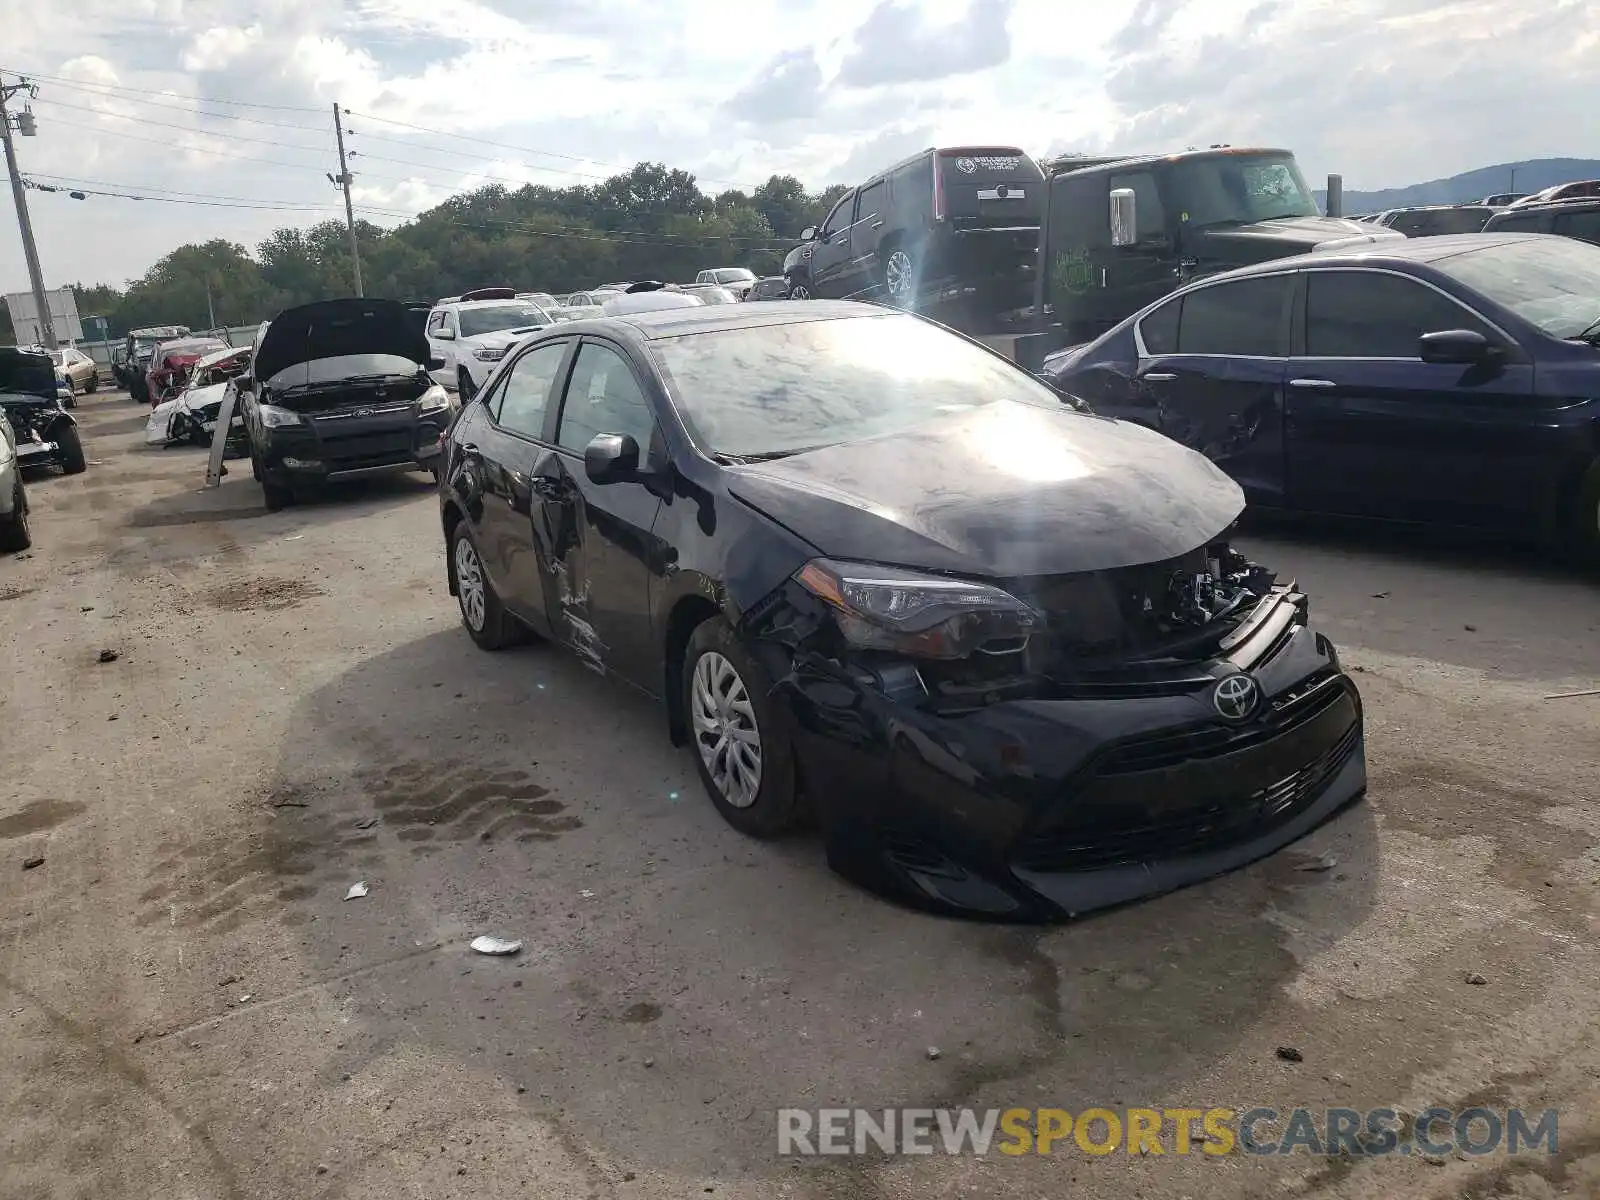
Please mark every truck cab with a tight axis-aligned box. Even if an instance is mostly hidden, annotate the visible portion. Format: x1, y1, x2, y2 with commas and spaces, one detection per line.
1036, 147, 1401, 347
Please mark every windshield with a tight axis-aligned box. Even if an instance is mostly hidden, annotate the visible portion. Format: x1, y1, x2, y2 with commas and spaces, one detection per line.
158, 339, 227, 360
1166, 153, 1319, 227
1433, 237, 1600, 340
267, 353, 422, 389
651, 312, 1062, 458
459, 304, 550, 337
712, 269, 755, 284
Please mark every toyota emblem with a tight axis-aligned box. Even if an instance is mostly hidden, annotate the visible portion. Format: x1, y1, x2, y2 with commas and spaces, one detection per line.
956, 157, 978, 174
1212, 673, 1260, 721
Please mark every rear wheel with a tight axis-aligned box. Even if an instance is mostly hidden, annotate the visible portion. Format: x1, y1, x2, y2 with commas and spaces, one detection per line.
884, 245, 917, 306
85, 374, 98, 394
0, 482, 30, 553
450, 522, 520, 650
787, 279, 811, 300
57, 424, 87, 475
682, 617, 802, 838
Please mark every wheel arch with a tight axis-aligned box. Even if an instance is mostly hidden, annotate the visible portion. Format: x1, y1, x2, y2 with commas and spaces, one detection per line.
662, 593, 722, 746
442, 499, 466, 595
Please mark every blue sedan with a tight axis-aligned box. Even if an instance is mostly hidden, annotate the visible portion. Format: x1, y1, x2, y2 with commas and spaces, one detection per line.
1042, 233, 1600, 559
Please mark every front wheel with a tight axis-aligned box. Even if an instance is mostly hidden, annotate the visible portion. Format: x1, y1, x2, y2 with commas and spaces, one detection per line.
57, 424, 87, 474
787, 279, 811, 300
683, 618, 802, 838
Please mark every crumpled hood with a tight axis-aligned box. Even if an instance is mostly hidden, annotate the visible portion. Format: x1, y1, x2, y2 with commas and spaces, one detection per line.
180, 381, 228, 414
726, 402, 1244, 577
0, 347, 58, 400
1199, 214, 1404, 256
255, 298, 429, 381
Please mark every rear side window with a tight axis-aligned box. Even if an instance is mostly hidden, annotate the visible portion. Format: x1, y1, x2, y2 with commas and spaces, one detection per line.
1176, 275, 1293, 356
492, 340, 569, 438
1554, 210, 1600, 244
1305, 271, 1491, 358
1486, 212, 1547, 234
1138, 298, 1180, 354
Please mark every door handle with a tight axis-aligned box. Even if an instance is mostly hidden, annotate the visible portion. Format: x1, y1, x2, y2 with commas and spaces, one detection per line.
1289, 378, 1336, 388
871, 220, 884, 228
458, 441, 481, 459
1140, 372, 1177, 382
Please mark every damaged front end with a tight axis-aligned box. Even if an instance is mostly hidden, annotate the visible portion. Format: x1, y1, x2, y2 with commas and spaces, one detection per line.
741, 532, 1365, 920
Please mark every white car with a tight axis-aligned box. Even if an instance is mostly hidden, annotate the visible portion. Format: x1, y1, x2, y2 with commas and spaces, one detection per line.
424, 291, 557, 398
600, 289, 706, 315
693, 267, 757, 299
145, 345, 251, 447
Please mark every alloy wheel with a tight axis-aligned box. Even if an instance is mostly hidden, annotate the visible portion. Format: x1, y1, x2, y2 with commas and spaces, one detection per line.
789, 283, 810, 300
454, 537, 486, 632
691, 650, 763, 808
886, 249, 914, 299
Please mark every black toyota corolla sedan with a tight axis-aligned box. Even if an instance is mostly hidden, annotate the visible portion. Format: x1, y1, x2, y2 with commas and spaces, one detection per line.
438, 301, 1366, 920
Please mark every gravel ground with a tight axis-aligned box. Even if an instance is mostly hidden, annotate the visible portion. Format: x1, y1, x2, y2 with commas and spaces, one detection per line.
2, 390, 1598, 1200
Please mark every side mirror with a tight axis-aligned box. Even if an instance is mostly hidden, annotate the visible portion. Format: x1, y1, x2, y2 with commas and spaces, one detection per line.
584, 433, 640, 485
1419, 329, 1496, 365
800, 226, 817, 241
435, 329, 455, 340
1110, 187, 1138, 247
234, 372, 254, 390
428, 355, 447, 370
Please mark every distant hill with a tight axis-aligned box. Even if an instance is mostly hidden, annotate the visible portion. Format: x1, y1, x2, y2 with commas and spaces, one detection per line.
1314, 159, 1600, 214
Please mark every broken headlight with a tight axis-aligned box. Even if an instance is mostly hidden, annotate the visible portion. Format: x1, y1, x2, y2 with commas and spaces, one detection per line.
795, 558, 1039, 660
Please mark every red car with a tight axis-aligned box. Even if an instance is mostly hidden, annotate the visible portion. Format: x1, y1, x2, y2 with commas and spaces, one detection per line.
145, 336, 228, 406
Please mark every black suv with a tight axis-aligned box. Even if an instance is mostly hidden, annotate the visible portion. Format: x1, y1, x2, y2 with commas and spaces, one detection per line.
237, 298, 451, 511
783, 146, 1045, 314
1483, 198, 1600, 246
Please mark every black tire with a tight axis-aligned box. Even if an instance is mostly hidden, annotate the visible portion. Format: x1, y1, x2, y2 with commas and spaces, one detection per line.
261, 477, 293, 511
883, 243, 917, 306
457, 368, 477, 403
249, 444, 263, 481
130, 377, 148, 404
1567, 459, 1600, 566
0, 483, 30, 553
682, 617, 802, 838
57, 424, 87, 475
449, 521, 519, 650
85, 375, 98, 394
61, 390, 76, 410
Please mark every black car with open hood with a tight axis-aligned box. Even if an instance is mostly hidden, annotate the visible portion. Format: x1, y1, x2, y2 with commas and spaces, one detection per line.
435, 299, 1367, 920
239, 298, 451, 511
0, 346, 87, 476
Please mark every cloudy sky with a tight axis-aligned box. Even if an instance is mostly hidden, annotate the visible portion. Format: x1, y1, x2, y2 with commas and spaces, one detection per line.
1, 0, 1595, 290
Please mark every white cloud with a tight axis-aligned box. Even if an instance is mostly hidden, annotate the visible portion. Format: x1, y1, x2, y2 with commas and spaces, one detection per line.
0, 0, 1595, 291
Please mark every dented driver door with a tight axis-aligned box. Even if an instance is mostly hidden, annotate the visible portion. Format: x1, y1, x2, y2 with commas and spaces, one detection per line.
528, 339, 666, 690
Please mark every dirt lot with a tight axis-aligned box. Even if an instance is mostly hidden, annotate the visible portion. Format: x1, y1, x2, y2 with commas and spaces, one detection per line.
3, 391, 1599, 1200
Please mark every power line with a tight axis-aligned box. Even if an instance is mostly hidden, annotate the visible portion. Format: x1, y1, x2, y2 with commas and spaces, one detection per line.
0, 64, 324, 112
26, 172, 336, 206
344, 109, 757, 191
32, 97, 330, 155
33, 114, 330, 173
19, 77, 328, 132
24, 178, 346, 212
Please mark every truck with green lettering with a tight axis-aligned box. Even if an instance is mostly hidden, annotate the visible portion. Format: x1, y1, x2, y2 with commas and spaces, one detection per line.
1006, 146, 1402, 366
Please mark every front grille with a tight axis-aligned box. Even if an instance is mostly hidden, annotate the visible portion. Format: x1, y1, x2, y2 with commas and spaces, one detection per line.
1010, 683, 1358, 873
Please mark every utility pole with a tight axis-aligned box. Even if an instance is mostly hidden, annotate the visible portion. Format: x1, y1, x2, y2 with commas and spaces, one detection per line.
0, 75, 56, 349
331, 103, 364, 297
205, 276, 216, 329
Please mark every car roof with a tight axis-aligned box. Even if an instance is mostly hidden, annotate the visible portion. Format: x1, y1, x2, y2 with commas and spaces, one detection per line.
1488, 196, 1600, 216
568, 299, 879, 340
1192, 232, 1554, 284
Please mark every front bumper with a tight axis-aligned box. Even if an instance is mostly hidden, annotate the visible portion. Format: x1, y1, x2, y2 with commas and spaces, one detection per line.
777, 589, 1366, 920
258, 406, 447, 483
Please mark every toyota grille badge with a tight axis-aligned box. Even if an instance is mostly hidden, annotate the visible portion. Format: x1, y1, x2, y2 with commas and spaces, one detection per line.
1212, 672, 1260, 722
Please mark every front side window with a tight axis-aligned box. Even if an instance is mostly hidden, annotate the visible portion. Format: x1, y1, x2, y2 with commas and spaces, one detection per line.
1108, 171, 1166, 242
821, 193, 855, 239
556, 343, 656, 453
1177, 275, 1294, 356
1305, 271, 1491, 357
492, 340, 569, 438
